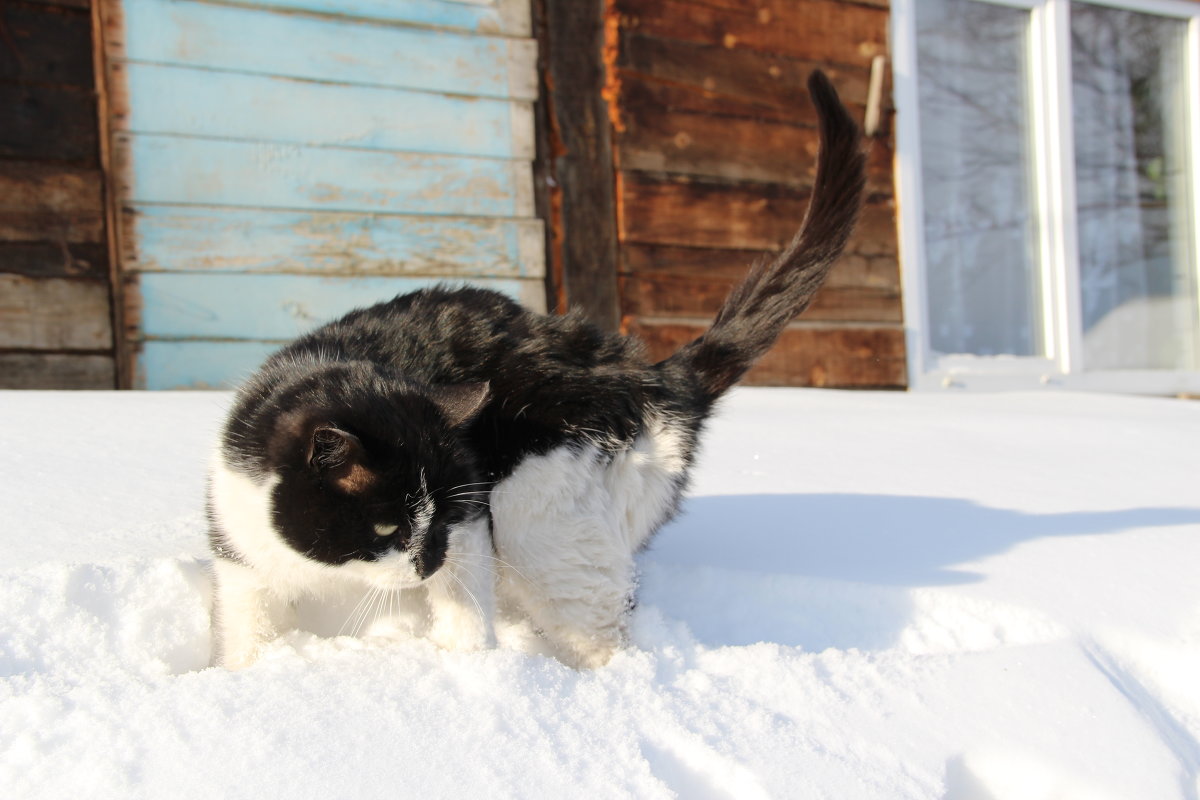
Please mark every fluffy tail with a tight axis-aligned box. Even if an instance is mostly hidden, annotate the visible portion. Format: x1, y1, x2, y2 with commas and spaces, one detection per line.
664, 71, 866, 400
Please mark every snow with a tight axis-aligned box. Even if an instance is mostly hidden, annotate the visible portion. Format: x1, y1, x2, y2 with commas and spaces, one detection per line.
2, 388, 1199, 799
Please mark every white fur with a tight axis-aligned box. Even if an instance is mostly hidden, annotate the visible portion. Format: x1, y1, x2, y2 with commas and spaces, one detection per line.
209, 459, 494, 668
490, 415, 688, 669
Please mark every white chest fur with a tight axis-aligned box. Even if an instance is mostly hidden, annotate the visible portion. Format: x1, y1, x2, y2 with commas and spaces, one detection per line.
489, 415, 690, 668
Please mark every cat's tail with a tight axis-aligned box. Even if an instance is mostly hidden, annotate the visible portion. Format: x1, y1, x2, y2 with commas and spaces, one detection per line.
661, 70, 866, 401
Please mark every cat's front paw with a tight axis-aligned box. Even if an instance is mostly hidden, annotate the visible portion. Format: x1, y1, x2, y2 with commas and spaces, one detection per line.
427, 605, 492, 652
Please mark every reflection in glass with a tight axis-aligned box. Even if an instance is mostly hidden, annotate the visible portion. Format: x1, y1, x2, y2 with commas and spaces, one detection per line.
1072, 4, 1197, 370
916, 0, 1042, 357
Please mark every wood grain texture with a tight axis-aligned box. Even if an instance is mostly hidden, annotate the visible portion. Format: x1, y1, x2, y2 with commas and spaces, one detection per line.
539, 0, 622, 330
122, 205, 544, 277
0, 161, 106, 243
619, 243, 900, 292
619, 173, 895, 254
620, 273, 901, 323
0, 353, 116, 389
629, 320, 906, 388
0, 2, 94, 87
613, 0, 888, 67
0, 274, 113, 350
134, 339, 281, 389
617, 91, 894, 190
114, 62, 534, 159
0, 84, 98, 162
112, 134, 535, 218
0, 241, 109, 278
225, 0, 529, 36
133, 272, 546, 339
616, 32, 876, 122
114, 0, 537, 100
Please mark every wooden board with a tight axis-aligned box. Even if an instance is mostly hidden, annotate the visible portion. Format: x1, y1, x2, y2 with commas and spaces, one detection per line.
122, 205, 543, 277
628, 320, 906, 388
112, 134, 535, 218
0, 241, 109, 278
111, 0, 537, 100
619, 173, 895, 254
538, 0, 621, 329
613, 0, 888, 67
0, 3, 94, 88
620, 274, 902, 323
616, 32, 876, 122
132, 272, 546, 339
617, 88, 894, 190
115, 62, 534, 159
135, 340, 281, 389
227, 0, 529, 37
619, 243, 900, 292
0, 84, 98, 163
0, 161, 106, 243
0, 354, 115, 389
0, 274, 112, 350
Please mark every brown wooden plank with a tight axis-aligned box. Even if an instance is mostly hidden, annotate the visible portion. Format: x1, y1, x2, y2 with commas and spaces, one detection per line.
0, 241, 108, 278
617, 88, 892, 191
0, 274, 112, 350
619, 172, 897, 254
537, 0, 621, 329
614, 0, 888, 68
0, 83, 99, 162
617, 32, 876, 123
619, 243, 900, 291
0, 353, 115, 389
18, 0, 91, 10
0, 161, 106, 242
628, 320, 906, 387
620, 273, 902, 323
0, 3, 95, 88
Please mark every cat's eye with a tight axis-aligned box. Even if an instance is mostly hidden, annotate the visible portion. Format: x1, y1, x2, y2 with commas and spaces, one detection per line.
374, 523, 399, 537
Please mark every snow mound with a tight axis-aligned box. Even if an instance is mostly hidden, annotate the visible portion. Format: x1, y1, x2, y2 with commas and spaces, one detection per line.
1, 388, 1198, 798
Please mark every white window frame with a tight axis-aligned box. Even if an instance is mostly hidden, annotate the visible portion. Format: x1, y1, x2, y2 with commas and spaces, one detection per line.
893, 0, 1200, 393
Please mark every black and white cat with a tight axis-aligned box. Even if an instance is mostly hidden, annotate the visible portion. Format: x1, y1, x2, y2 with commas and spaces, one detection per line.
207, 71, 866, 670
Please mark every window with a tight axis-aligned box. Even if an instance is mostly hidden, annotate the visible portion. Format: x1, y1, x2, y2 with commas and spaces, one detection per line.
894, 0, 1200, 393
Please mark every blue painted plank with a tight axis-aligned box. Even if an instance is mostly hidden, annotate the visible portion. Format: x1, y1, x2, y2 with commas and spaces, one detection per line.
120, 0, 537, 100
137, 273, 545, 339
119, 62, 532, 159
116, 134, 533, 218
126, 205, 544, 278
138, 340, 281, 389
236, 0, 526, 37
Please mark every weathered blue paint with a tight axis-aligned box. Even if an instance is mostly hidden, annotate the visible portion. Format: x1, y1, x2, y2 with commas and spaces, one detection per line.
235, 0, 520, 36
138, 340, 282, 390
117, 0, 544, 389
121, 63, 530, 159
121, 0, 536, 100
119, 134, 531, 218
128, 205, 543, 278
137, 273, 542, 340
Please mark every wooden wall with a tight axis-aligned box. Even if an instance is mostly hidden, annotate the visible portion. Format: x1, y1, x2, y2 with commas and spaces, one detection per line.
1, 0, 116, 388
549, 0, 905, 387
98, 0, 543, 388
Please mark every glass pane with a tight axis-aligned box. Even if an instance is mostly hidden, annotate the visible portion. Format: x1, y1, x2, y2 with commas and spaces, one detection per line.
916, 0, 1043, 357
1071, 4, 1198, 371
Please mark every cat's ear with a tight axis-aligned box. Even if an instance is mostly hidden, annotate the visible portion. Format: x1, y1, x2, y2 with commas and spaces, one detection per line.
309, 425, 376, 494
427, 382, 490, 427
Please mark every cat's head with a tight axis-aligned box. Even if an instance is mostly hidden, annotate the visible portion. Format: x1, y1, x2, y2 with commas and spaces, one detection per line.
217, 372, 490, 590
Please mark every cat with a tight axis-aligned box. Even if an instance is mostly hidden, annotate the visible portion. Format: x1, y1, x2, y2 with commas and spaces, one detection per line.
207, 71, 866, 670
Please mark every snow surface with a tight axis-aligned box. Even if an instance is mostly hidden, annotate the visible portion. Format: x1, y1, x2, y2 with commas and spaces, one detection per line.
2, 388, 1199, 799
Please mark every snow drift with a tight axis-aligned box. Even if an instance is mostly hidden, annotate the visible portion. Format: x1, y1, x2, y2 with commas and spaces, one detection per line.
1, 388, 1198, 799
